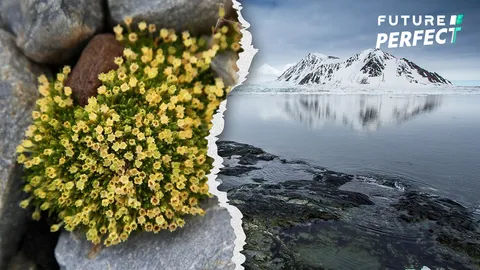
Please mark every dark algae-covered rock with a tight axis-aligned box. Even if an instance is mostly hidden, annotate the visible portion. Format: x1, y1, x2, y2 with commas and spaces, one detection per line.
217, 141, 480, 270
393, 191, 480, 264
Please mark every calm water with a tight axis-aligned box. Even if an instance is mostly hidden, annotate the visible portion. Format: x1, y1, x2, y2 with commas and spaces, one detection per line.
220, 93, 480, 210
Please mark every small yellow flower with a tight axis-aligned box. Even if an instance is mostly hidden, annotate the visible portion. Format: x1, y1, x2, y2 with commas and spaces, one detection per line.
123, 48, 134, 58
148, 24, 156, 33
117, 72, 127, 81
114, 57, 124, 66
169, 32, 177, 42
63, 66, 71, 75
22, 140, 33, 148
19, 198, 32, 208
97, 85, 107, 95
63, 86, 72, 96
124, 152, 134, 160
31, 111, 41, 119
172, 58, 182, 68
128, 77, 138, 87
95, 125, 103, 134
98, 73, 107, 81
113, 24, 123, 35
129, 63, 139, 73
32, 211, 41, 221
138, 21, 147, 31
219, 4, 225, 18
147, 67, 158, 79
129, 33, 138, 42
120, 83, 130, 92
89, 112, 98, 122
37, 74, 48, 84
231, 42, 241, 51
160, 28, 169, 38
124, 16, 133, 26
57, 73, 65, 82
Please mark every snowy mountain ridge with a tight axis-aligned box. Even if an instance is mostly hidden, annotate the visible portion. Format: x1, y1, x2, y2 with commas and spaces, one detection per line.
277, 48, 452, 86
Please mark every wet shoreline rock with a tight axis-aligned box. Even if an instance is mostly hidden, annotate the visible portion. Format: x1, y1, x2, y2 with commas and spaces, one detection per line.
393, 191, 480, 263
217, 140, 480, 270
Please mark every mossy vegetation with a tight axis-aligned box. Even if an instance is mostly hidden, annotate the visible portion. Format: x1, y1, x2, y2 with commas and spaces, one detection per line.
16, 7, 242, 247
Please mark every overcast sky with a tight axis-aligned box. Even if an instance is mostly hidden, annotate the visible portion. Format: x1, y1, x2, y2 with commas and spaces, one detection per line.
241, 0, 480, 81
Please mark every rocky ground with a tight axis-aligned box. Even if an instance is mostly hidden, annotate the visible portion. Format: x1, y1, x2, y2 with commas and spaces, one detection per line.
0, 1, 239, 269
217, 141, 480, 270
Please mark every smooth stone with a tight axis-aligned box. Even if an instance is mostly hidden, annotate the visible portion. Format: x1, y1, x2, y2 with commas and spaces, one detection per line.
65, 34, 123, 106
0, 29, 50, 270
0, 0, 104, 64
108, 0, 235, 35
201, 36, 240, 87
12, 218, 61, 270
55, 197, 235, 270
211, 51, 239, 87
6, 251, 37, 270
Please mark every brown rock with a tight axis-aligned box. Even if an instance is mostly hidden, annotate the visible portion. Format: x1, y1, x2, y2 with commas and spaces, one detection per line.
65, 34, 124, 106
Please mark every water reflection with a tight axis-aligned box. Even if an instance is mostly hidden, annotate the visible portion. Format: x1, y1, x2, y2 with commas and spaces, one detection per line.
282, 95, 442, 131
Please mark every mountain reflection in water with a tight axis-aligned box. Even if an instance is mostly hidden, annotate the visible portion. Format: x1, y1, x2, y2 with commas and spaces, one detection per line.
282, 95, 442, 131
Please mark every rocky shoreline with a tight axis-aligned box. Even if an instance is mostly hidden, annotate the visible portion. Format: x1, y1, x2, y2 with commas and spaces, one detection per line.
217, 141, 480, 270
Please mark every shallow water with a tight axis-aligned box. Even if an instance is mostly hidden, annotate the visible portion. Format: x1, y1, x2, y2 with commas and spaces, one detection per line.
220, 93, 480, 210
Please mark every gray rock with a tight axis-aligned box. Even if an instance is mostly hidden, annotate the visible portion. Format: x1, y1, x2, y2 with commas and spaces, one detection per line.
211, 51, 239, 87
108, 0, 235, 35
201, 35, 240, 87
0, 30, 49, 270
55, 198, 235, 270
0, 0, 104, 64
7, 251, 38, 270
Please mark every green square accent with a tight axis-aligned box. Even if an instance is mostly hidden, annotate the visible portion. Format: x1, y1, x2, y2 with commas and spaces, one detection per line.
452, 27, 462, 43
456, 14, 464, 25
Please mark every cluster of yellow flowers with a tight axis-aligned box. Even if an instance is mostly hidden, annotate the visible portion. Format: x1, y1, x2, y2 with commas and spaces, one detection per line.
16, 14, 242, 246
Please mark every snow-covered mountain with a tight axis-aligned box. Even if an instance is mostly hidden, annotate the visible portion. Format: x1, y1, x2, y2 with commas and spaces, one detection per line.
277, 49, 452, 86
258, 64, 283, 76
247, 64, 282, 83
281, 63, 297, 72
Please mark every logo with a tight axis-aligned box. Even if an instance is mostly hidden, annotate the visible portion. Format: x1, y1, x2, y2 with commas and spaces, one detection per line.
375, 14, 464, 49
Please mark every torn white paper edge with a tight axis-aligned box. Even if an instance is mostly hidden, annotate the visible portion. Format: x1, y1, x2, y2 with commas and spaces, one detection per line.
206, 1, 257, 269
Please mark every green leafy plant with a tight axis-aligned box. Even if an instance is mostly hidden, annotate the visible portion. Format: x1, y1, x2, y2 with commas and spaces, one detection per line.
16, 9, 242, 247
